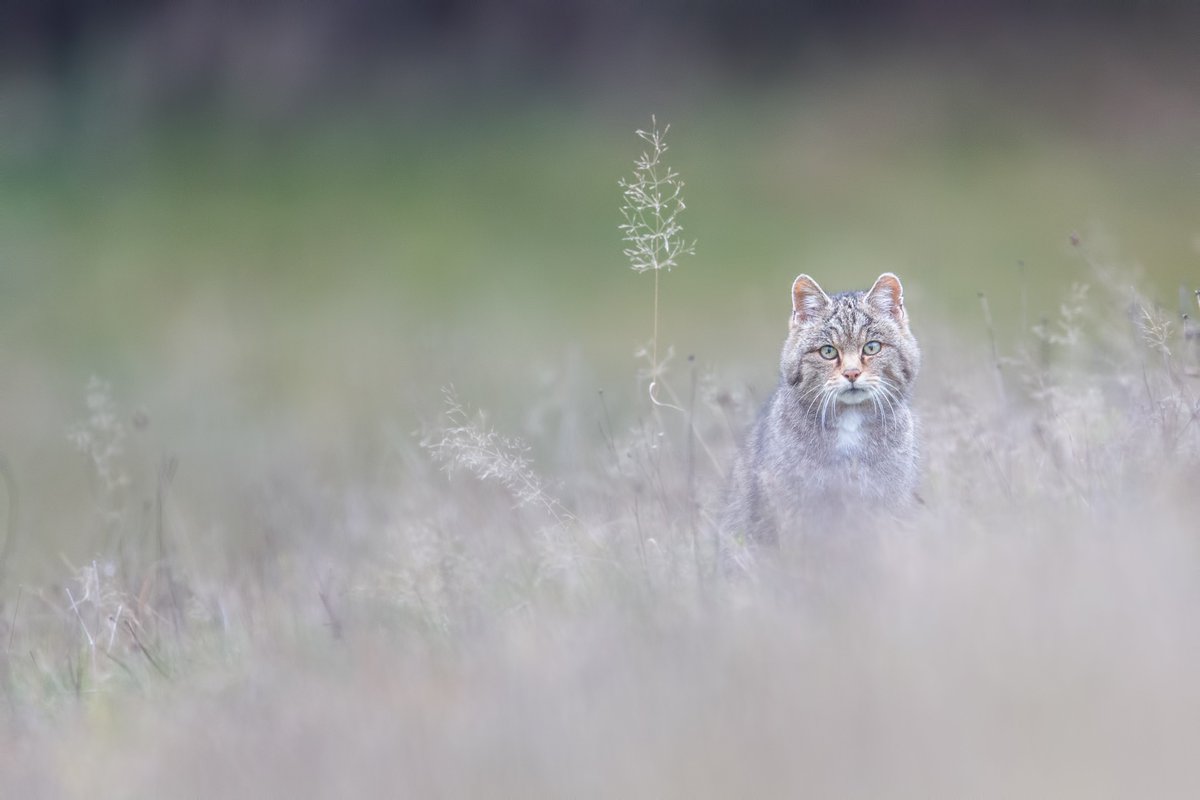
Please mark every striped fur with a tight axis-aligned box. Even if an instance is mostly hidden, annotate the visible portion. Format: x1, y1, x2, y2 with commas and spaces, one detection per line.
723, 273, 921, 548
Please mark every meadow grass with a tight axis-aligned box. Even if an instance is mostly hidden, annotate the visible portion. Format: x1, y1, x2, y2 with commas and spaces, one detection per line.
2, 53, 1200, 796
2, 201, 1198, 799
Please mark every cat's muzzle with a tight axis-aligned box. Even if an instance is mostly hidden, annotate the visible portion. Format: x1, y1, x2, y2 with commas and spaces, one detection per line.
837, 386, 871, 405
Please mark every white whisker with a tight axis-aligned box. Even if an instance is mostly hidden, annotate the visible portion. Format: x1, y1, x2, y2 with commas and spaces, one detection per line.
875, 382, 903, 431
801, 385, 824, 419
819, 386, 836, 429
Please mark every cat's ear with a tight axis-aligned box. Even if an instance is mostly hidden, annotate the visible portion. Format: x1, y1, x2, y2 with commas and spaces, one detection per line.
791, 274, 831, 328
867, 272, 907, 327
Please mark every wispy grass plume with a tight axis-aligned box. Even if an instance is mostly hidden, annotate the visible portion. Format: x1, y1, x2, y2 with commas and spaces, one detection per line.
619, 116, 695, 409
422, 386, 573, 527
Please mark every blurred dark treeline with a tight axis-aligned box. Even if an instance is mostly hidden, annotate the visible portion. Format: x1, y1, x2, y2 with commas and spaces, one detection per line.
7, 0, 1197, 83
4, 0, 1198, 159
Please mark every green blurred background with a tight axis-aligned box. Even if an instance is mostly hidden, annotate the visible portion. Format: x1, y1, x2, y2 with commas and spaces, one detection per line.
2, 1, 1198, 570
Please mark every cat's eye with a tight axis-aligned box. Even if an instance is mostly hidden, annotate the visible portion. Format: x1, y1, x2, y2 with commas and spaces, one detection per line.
863, 341, 882, 355
818, 345, 838, 360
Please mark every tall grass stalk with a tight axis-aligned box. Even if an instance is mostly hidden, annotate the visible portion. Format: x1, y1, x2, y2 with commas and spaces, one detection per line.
619, 116, 695, 411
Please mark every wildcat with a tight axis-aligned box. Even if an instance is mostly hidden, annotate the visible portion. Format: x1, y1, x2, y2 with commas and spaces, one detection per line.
722, 273, 921, 548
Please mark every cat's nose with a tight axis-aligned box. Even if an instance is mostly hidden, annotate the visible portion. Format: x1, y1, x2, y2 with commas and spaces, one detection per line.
843, 368, 861, 383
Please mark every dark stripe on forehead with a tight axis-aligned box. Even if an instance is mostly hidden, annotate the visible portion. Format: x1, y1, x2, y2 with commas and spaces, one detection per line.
822, 301, 871, 340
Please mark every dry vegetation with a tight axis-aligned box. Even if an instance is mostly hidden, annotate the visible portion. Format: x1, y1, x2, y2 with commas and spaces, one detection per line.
0, 66, 1199, 791
0, 228, 1197, 797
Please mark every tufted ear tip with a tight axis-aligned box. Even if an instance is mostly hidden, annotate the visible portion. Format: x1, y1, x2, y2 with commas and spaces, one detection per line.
791, 274, 831, 328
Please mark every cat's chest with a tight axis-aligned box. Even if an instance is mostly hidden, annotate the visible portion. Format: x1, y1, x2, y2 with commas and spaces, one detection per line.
833, 408, 868, 453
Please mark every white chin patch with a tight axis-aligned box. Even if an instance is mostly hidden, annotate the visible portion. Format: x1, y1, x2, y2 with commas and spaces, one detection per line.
837, 387, 871, 405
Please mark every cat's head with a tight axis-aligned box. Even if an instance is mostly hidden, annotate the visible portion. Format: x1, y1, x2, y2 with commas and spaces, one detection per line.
780, 272, 920, 420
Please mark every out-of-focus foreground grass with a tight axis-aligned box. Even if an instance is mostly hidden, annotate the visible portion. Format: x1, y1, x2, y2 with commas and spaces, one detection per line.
1, 37, 1199, 797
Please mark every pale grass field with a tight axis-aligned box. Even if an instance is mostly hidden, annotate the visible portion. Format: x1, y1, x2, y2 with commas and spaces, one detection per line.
3, 42, 1200, 796
0, 247, 1198, 797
